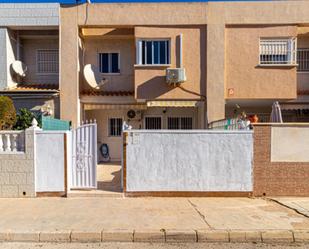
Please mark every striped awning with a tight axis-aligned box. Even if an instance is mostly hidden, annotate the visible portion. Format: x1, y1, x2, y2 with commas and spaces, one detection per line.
281, 104, 309, 111
84, 104, 147, 111
146, 101, 198, 108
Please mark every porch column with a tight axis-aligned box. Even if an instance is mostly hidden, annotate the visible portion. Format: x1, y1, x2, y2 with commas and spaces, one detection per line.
206, 23, 226, 123
60, 6, 80, 127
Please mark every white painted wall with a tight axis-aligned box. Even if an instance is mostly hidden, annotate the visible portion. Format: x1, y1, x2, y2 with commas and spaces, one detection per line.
125, 130, 253, 192
35, 131, 67, 192
271, 126, 309, 162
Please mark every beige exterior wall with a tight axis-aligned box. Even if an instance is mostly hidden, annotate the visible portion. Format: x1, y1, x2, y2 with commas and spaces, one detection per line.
134, 26, 206, 100
60, 1, 309, 125
22, 39, 59, 85
225, 25, 297, 100
82, 38, 134, 92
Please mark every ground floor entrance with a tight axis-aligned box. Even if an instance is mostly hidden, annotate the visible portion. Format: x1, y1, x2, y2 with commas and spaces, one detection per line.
84, 102, 205, 161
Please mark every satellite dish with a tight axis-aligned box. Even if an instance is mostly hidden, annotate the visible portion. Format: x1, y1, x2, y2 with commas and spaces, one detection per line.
83, 64, 106, 89
11, 60, 27, 77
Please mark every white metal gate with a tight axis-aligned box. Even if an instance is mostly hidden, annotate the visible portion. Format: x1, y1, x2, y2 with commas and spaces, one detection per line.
71, 121, 97, 189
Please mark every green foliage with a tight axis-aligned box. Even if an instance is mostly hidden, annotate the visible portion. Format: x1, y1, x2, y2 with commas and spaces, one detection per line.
0, 96, 16, 130
14, 108, 42, 130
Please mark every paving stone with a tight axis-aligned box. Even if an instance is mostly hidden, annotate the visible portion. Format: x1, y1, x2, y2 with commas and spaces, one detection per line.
261, 230, 294, 243
294, 230, 309, 243
0, 231, 7, 241
198, 230, 229, 242
134, 229, 165, 242
245, 231, 262, 242
165, 230, 196, 243
7, 231, 39, 242
39, 231, 71, 242
71, 231, 101, 242
102, 229, 133, 242
229, 231, 246, 242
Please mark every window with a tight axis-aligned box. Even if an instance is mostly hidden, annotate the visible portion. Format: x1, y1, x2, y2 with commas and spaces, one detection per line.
37, 49, 59, 74
259, 38, 297, 65
167, 117, 193, 130
297, 49, 309, 72
99, 53, 120, 73
144, 117, 162, 130
108, 118, 122, 137
137, 40, 170, 65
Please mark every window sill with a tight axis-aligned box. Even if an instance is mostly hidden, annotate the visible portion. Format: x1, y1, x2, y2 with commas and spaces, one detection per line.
101, 73, 121, 76
257, 64, 298, 68
134, 64, 171, 68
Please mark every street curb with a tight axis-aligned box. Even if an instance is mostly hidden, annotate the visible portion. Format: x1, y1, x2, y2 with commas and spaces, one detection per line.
0, 229, 308, 243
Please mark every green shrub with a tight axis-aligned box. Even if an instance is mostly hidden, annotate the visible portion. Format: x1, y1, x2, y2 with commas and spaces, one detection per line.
14, 108, 42, 130
0, 96, 16, 130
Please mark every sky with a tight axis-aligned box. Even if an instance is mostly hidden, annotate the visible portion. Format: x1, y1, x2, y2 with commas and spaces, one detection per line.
0, 0, 272, 3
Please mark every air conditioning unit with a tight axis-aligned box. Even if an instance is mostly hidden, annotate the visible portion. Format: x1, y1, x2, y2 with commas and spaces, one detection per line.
166, 68, 186, 85
127, 110, 142, 121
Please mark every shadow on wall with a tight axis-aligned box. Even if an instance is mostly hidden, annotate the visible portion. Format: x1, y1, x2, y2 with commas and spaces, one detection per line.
136, 75, 174, 99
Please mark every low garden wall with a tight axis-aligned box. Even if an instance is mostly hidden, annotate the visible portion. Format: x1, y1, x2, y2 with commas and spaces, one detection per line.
0, 125, 69, 198
123, 130, 254, 196
253, 123, 309, 196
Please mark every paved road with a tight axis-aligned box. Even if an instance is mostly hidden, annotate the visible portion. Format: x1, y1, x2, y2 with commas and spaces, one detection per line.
0, 243, 308, 249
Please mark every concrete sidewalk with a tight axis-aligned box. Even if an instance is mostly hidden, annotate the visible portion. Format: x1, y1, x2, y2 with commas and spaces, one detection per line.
0, 197, 308, 243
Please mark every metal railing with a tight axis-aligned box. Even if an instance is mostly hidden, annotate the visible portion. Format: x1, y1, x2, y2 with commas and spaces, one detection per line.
297, 49, 309, 72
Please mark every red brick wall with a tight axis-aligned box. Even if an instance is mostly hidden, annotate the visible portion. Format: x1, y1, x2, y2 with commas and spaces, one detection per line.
253, 125, 309, 196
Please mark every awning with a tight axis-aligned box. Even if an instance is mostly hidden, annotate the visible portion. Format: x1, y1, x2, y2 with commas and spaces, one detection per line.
281, 104, 309, 111
146, 101, 198, 108
84, 103, 147, 111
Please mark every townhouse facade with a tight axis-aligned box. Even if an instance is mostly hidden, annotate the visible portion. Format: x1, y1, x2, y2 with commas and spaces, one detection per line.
1, 1, 309, 160
0, 3, 60, 117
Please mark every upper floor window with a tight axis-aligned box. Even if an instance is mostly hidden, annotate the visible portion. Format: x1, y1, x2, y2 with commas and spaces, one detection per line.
259, 38, 297, 65
297, 49, 309, 72
137, 40, 170, 65
99, 53, 120, 74
37, 49, 59, 74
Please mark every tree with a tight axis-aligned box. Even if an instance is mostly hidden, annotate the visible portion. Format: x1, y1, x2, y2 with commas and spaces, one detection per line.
0, 96, 16, 130
14, 108, 41, 130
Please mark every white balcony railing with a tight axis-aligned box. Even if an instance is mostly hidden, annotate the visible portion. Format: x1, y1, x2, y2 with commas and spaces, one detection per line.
0, 131, 25, 153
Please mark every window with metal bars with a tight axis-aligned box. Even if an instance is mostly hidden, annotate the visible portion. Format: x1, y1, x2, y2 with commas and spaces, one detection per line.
37, 49, 59, 74
99, 53, 120, 73
259, 38, 297, 65
167, 117, 193, 130
144, 117, 162, 130
137, 40, 170, 65
108, 118, 123, 137
297, 49, 309, 71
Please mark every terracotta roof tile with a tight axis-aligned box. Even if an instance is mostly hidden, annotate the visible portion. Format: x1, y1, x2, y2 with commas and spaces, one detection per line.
15, 84, 59, 91
81, 89, 134, 96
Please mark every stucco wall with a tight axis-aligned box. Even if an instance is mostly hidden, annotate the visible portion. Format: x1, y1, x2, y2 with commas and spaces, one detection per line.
225, 25, 297, 100
271, 126, 309, 162
125, 130, 253, 192
134, 26, 206, 100
22, 38, 59, 85
35, 131, 66, 193
82, 38, 134, 92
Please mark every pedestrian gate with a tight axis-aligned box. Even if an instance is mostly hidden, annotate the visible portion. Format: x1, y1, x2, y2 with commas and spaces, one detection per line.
71, 121, 97, 189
